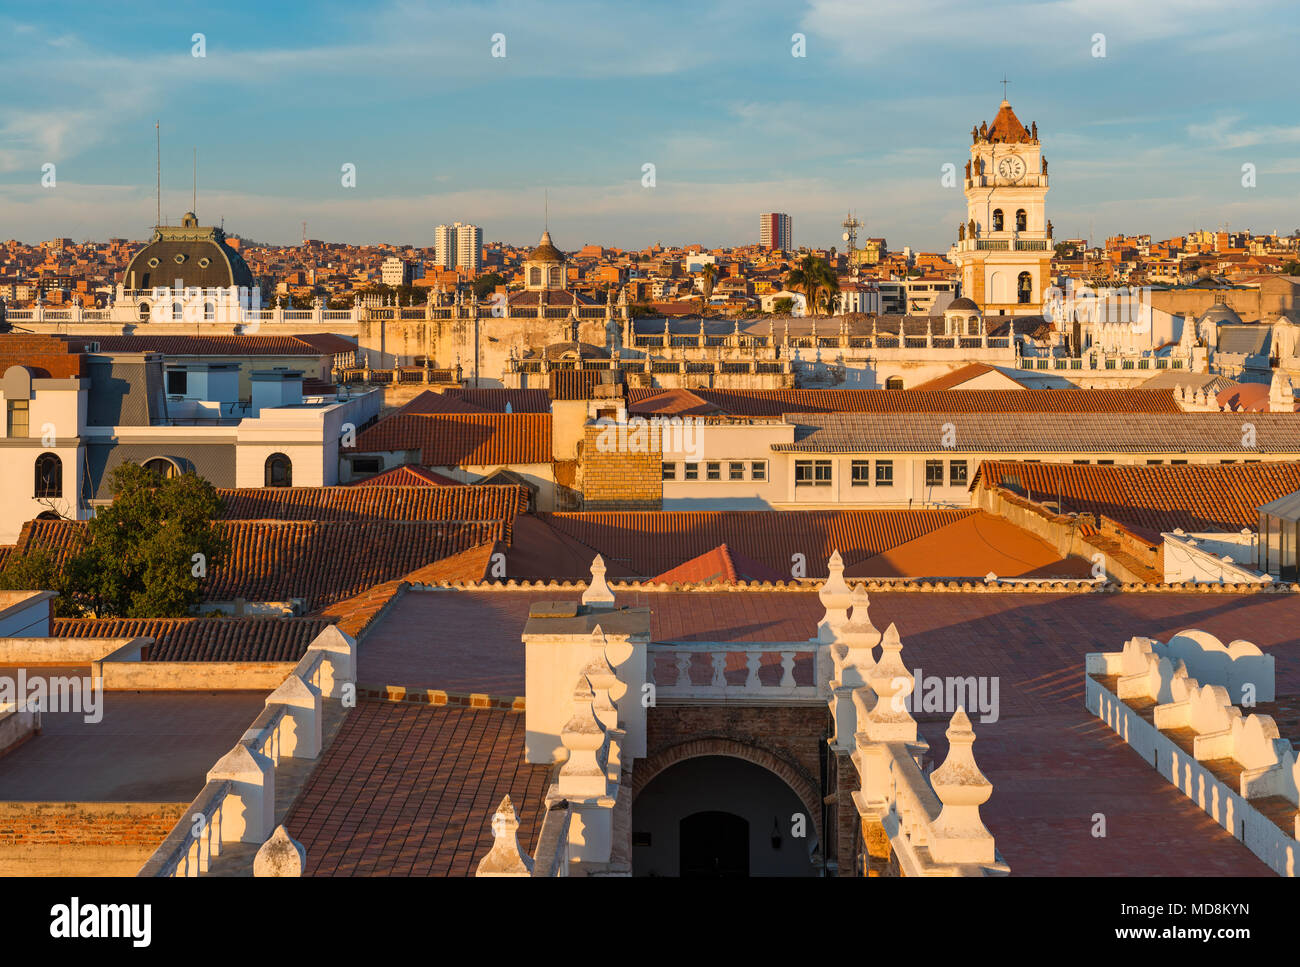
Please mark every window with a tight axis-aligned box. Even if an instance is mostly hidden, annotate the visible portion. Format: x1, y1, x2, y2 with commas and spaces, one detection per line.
1015, 209, 1027, 232
662, 462, 676, 480
1171, 459, 1188, 465
529, 267, 541, 286
729, 462, 745, 481
1097, 459, 1114, 465
851, 460, 871, 486
1072, 459, 1090, 464
992, 208, 1004, 232
885, 377, 904, 389
795, 460, 832, 487
750, 461, 766, 481
351, 457, 381, 475
264, 452, 292, 487
1017, 272, 1032, 305
172, 301, 184, 321
204, 301, 216, 321
706, 461, 721, 481
143, 457, 180, 480
34, 453, 61, 498
949, 460, 968, 486
7, 399, 29, 438
683, 462, 699, 480
1146, 459, 1163, 465
925, 460, 944, 486
876, 460, 894, 486
138, 301, 151, 321
166, 369, 188, 395
548, 266, 561, 287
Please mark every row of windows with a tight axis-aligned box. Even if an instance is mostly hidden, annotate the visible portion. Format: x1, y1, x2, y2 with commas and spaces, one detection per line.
663, 461, 767, 482
797, 459, 970, 488
23, 452, 293, 499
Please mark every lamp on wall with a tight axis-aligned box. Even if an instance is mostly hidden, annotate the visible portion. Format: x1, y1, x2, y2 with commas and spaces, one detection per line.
770, 817, 783, 850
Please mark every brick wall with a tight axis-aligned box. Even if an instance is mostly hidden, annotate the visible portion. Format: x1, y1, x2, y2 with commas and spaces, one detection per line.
0, 801, 188, 875
579, 424, 663, 510
0, 334, 87, 379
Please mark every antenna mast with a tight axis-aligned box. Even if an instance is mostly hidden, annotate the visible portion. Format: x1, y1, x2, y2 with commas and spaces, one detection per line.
155, 121, 161, 227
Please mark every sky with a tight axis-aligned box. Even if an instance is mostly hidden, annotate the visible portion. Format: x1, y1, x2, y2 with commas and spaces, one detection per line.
2, 0, 1298, 252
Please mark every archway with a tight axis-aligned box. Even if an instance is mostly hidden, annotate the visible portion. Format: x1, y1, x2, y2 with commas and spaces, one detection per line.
631, 742, 823, 878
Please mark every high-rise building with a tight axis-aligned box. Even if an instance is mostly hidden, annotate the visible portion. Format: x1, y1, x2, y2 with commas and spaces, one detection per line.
381, 256, 413, 287
760, 212, 792, 251
434, 222, 483, 273
457, 223, 482, 274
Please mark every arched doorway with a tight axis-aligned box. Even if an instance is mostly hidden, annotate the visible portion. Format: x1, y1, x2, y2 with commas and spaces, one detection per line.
631, 753, 821, 877
680, 811, 748, 877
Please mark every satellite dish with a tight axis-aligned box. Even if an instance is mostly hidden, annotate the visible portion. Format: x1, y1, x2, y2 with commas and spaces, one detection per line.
842, 233, 850, 242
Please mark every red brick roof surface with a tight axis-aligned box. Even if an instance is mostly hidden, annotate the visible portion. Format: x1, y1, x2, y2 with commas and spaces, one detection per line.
349, 466, 463, 487
50, 616, 332, 661
624, 387, 1180, 416
60, 334, 337, 356
972, 460, 1300, 537
349, 413, 552, 466
285, 702, 550, 876
651, 543, 786, 584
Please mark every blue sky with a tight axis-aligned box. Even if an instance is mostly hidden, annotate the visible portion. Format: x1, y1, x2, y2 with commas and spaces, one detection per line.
2, 0, 1298, 251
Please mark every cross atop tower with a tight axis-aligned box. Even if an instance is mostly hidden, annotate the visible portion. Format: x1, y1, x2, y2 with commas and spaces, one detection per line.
1000, 76, 1010, 101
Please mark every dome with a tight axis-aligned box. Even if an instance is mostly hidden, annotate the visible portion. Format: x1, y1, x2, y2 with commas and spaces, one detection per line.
1198, 303, 1242, 328
124, 216, 254, 291
947, 297, 979, 312
527, 230, 566, 264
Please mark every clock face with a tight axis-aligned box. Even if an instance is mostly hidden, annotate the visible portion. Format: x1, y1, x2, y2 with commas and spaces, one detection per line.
997, 156, 1026, 181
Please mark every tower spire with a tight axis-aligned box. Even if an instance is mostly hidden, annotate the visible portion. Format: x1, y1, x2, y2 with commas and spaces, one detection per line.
192, 147, 197, 214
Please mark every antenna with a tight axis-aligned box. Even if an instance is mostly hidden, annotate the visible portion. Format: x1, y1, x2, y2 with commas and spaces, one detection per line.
155, 121, 161, 227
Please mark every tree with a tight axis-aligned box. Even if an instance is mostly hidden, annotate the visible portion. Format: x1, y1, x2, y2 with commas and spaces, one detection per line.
0, 464, 229, 618
472, 272, 507, 299
1283, 260, 1300, 276
773, 297, 795, 315
701, 263, 717, 301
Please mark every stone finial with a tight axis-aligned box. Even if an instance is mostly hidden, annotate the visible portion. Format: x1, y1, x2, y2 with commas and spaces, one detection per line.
863, 623, 917, 741
253, 825, 306, 877
927, 708, 996, 865
558, 677, 610, 799
475, 796, 534, 877
581, 555, 616, 609
583, 625, 619, 731
840, 584, 880, 653
817, 550, 853, 642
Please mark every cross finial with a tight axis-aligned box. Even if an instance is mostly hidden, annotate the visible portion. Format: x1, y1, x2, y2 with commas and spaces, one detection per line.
1000, 76, 1009, 101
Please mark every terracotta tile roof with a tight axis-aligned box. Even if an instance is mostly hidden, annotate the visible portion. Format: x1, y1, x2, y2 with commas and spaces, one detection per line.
349, 465, 463, 487
908, 364, 1026, 392
348, 413, 553, 467
985, 100, 1032, 144
62, 334, 337, 357
625, 387, 1180, 416
217, 485, 528, 538
972, 460, 1300, 537
8, 518, 505, 612
845, 511, 1092, 579
775, 412, 1300, 453
285, 702, 550, 876
49, 617, 332, 661
548, 370, 605, 401
395, 389, 551, 415
289, 333, 361, 356
627, 388, 724, 416
521, 509, 974, 578
651, 543, 786, 585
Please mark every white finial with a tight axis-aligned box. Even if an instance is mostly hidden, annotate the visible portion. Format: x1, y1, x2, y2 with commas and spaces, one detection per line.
582, 555, 616, 609
475, 796, 534, 876
928, 708, 997, 865
253, 825, 306, 877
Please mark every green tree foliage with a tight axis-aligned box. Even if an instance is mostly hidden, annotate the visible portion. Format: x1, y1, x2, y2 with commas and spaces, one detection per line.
785, 255, 839, 316
472, 272, 507, 299
0, 464, 228, 618
773, 297, 795, 315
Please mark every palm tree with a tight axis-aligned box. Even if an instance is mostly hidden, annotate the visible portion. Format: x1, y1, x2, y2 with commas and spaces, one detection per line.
786, 254, 824, 317
701, 262, 717, 301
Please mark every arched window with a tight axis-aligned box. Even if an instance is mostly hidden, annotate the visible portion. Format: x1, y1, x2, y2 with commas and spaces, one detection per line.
885, 376, 904, 389
265, 452, 292, 488
1017, 272, 1033, 304
172, 301, 183, 321
204, 301, 216, 321
34, 453, 62, 498
528, 267, 542, 286
142, 457, 180, 480
548, 266, 561, 287
138, 301, 151, 321
1015, 209, 1027, 232
992, 209, 1004, 232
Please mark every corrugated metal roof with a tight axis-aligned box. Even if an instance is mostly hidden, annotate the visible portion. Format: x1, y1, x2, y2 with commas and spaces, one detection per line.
774, 412, 1300, 454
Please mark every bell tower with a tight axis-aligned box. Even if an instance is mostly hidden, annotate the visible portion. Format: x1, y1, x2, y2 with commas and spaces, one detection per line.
950, 97, 1052, 316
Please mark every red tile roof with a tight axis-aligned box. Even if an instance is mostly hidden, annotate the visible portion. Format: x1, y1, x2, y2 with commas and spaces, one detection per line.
349, 466, 463, 487
651, 543, 787, 585
395, 389, 551, 416
62, 334, 338, 357
49, 617, 332, 662
627, 388, 724, 417
348, 413, 553, 467
908, 364, 1021, 392
972, 460, 1300, 538
624, 387, 1180, 416
217, 485, 528, 539
520, 510, 975, 579
285, 702, 550, 876
7, 518, 505, 612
